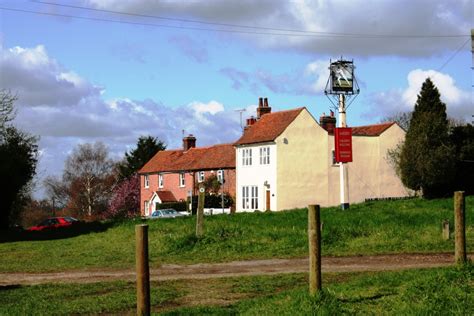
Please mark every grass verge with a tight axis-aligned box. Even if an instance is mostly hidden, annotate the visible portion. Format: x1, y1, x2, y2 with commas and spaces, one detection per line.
0, 264, 472, 315
0, 197, 473, 272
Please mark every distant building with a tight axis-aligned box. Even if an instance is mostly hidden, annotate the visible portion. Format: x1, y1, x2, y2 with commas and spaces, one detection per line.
234, 98, 409, 211
139, 97, 409, 215
138, 135, 235, 216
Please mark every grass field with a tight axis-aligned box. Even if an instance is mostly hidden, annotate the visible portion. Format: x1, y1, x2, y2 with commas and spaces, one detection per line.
1, 264, 472, 315
0, 196, 473, 273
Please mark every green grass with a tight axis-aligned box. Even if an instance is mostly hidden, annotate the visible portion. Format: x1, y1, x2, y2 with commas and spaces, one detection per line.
0, 196, 473, 273
1, 265, 472, 315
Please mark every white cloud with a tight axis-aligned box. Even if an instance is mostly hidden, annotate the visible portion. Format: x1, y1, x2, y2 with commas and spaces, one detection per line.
0, 45, 101, 107
190, 100, 224, 115
367, 68, 471, 121
305, 60, 330, 93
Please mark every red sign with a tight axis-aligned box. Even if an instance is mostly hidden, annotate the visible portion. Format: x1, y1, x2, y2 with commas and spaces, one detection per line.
335, 128, 353, 163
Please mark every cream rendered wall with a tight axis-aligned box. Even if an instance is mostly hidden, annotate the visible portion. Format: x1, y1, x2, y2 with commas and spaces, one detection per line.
377, 124, 411, 198
276, 109, 330, 210
235, 143, 277, 212
328, 124, 409, 205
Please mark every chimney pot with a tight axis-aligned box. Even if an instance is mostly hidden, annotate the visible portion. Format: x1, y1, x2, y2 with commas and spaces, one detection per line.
319, 113, 337, 134
183, 134, 196, 151
256, 97, 272, 119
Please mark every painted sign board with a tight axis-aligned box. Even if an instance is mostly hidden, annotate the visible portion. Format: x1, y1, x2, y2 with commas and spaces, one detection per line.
335, 127, 353, 163
330, 61, 354, 92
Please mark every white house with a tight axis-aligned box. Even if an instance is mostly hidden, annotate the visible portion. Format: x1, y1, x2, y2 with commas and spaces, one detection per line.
234, 98, 409, 212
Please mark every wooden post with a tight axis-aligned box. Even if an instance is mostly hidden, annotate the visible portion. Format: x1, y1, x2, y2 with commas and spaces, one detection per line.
136, 224, 150, 316
454, 191, 467, 264
442, 220, 450, 240
196, 187, 205, 238
308, 205, 322, 295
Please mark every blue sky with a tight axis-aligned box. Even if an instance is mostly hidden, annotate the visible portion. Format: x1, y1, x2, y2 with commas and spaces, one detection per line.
0, 0, 472, 197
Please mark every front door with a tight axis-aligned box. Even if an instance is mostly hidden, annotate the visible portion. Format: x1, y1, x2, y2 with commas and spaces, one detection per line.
266, 190, 271, 211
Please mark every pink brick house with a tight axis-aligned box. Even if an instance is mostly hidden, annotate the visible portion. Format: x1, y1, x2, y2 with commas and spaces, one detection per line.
138, 135, 236, 216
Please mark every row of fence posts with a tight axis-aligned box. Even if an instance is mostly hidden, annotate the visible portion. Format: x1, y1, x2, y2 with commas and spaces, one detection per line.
135, 191, 468, 314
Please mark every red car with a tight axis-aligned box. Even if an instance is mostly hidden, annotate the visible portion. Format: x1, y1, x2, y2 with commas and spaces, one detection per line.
28, 217, 79, 231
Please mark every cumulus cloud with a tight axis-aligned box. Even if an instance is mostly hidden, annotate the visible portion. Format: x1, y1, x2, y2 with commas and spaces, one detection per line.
367, 69, 471, 121
0, 45, 101, 106
88, 0, 470, 56
2, 44, 242, 197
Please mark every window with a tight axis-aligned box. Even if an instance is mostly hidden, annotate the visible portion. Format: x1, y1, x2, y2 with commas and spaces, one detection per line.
158, 174, 163, 188
242, 185, 258, 210
144, 175, 149, 188
242, 148, 252, 166
179, 172, 185, 187
259, 146, 270, 165
217, 170, 224, 184
144, 200, 149, 215
198, 171, 205, 183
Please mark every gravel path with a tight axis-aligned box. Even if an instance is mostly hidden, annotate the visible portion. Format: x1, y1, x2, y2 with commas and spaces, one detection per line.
1, 253, 471, 286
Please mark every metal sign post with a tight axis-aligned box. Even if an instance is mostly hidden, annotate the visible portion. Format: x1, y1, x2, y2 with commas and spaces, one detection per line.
325, 59, 360, 210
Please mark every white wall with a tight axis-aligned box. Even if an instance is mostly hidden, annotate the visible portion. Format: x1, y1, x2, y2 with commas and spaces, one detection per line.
236, 143, 277, 211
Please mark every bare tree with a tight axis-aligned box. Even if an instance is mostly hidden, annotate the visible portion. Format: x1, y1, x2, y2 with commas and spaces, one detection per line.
62, 142, 116, 217
0, 90, 17, 130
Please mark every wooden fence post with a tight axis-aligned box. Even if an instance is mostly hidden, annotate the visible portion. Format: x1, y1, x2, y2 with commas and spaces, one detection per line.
442, 220, 450, 240
454, 191, 467, 264
308, 204, 322, 295
136, 224, 150, 316
196, 187, 205, 238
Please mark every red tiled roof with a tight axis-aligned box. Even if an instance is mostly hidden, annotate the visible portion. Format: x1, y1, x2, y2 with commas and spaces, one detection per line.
139, 143, 235, 174
351, 122, 395, 136
156, 191, 177, 203
234, 107, 305, 145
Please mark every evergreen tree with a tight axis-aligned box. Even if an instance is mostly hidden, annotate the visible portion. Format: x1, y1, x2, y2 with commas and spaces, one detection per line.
118, 136, 166, 180
399, 78, 455, 198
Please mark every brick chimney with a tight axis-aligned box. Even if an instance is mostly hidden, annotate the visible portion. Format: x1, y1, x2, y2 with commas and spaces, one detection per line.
183, 134, 196, 151
319, 110, 336, 134
244, 116, 257, 130
257, 97, 272, 119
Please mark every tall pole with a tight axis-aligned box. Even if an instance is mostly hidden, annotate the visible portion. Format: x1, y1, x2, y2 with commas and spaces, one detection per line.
308, 205, 322, 295
338, 94, 350, 210
136, 224, 150, 316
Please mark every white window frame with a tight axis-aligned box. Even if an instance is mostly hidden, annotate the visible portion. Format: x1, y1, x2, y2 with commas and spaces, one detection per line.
242, 185, 258, 210
242, 148, 252, 166
217, 170, 224, 184
179, 172, 185, 187
144, 175, 149, 188
259, 146, 270, 165
198, 171, 205, 183
158, 174, 163, 188
144, 200, 149, 215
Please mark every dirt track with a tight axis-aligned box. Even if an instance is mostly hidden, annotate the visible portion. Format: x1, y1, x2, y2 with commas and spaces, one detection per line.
1, 253, 472, 286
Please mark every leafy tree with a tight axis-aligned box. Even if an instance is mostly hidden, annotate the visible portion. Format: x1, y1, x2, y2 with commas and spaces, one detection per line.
399, 78, 455, 198
104, 173, 140, 219
202, 174, 221, 194
450, 124, 474, 195
0, 90, 38, 229
118, 136, 166, 179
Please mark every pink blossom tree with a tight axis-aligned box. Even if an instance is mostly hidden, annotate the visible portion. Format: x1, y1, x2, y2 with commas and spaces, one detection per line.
104, 173, 140, 219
